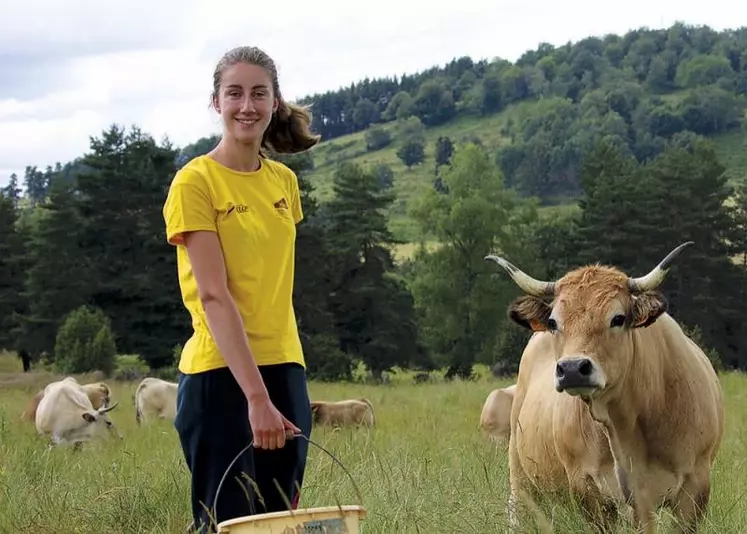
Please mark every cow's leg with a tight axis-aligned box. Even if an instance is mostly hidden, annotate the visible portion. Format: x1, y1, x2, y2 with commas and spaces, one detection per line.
629, 493, 657, 534
669, 472, 711, 534
567, 474, 619, 534
506, 435, 535, 533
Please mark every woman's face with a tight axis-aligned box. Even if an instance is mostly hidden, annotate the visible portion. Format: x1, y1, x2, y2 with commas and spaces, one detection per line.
214, 62, 278, 145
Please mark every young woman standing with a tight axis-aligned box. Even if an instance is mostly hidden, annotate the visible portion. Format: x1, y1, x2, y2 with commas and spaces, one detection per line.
162, 45, 320, 532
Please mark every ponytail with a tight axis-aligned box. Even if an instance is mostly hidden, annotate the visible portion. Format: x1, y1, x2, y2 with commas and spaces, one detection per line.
262, 100, 321, 154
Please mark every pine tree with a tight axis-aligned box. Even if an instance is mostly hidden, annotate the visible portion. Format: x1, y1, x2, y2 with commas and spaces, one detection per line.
575, 139, 648, 271
324, 162, 419, 379
16, 179, 90, 359
75, 125, 187, 367
0, 193, 26, 351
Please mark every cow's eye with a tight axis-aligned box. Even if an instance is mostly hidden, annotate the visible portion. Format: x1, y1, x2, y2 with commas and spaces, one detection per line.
547, 318, 558, 331
610, 315, 626, 328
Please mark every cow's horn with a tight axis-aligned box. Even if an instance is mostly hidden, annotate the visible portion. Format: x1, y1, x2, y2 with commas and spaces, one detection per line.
485, 254, 556, 297
627, 241, 694, 293
99, 401, 119, 414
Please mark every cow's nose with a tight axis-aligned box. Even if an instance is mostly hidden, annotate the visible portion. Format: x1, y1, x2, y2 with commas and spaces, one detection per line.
555, 358, 595, 392
555, 358, 593, 378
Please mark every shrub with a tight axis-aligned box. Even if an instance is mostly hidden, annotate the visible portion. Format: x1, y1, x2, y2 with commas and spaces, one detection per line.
54, 305, 117, 376
113, 354, 150, 381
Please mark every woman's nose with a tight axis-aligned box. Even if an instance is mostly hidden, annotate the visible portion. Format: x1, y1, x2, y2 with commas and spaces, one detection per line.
240, 96, 256, 113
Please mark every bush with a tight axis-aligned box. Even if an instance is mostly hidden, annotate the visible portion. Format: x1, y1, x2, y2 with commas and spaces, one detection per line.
54, 305, 117, 376
303, 333, 353, 382
113, 353, 150, 381
364, 126, 392, 151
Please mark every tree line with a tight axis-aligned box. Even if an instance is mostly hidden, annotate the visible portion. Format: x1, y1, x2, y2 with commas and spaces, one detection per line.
2, 21, 747, 379
292, 23, 747, 203
1, 124, 746, 380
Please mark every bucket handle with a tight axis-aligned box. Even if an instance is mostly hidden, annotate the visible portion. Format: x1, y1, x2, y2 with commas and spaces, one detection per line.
212, 432, 364, 526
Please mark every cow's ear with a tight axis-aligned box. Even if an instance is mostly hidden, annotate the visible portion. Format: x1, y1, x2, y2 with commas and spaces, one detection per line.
82, 413, 96, 423
631, 291, 668, 328
508, 295, 552, 332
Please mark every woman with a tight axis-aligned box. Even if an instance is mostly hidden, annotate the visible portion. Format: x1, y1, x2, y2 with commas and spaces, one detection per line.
162, 45, 320, 532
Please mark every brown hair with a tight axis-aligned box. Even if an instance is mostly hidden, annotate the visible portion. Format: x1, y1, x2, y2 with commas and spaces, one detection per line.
211, 46, 321, 154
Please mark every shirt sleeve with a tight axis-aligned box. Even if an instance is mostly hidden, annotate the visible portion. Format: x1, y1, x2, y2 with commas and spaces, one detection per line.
288, 169, 304, 225
162, 168, 217, 246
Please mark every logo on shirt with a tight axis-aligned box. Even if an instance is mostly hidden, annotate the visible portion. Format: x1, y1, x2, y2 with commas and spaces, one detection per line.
226, 204, 250, 216
273, 197, 289, 211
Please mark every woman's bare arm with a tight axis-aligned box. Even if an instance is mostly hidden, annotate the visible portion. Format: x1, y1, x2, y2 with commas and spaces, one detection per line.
182, 230, 269, 404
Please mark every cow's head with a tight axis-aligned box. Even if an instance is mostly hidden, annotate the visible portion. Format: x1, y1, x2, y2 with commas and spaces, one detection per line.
310, 401, 323, 422
485, 242, 693, 399
95, 383, 111, 405
82, 401, 123, 439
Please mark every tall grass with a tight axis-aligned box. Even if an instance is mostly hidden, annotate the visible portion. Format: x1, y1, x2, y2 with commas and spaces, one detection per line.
0, 353, 745, 533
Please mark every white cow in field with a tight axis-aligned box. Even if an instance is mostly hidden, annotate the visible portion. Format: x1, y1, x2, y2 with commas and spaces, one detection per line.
35, 377, 121, 448
479, 384, 516, 443
22, 378, 112, 422
134, 377, 177, 424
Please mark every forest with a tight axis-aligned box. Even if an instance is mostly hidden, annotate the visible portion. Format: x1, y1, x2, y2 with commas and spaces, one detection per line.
1, 22, 746, 381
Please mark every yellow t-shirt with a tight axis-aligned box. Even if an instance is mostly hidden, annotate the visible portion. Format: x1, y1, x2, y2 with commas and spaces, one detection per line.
162, 154, 305, 374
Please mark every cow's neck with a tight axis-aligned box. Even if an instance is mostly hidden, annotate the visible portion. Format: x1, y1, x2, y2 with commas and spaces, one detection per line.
587, 324, 669, 430
585, 325, 672, 512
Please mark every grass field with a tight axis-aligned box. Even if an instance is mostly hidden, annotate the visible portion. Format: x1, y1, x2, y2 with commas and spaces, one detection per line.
1, 352, 746, 533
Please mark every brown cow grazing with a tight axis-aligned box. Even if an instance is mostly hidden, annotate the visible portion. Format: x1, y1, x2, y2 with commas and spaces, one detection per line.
478, 384, 515, 443
22, 378, 111, 422
311, 398, 375, 427
485, 242, 724, 534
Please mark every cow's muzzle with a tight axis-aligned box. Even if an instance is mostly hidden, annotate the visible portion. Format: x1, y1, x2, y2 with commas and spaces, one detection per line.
555, 357, 603, 396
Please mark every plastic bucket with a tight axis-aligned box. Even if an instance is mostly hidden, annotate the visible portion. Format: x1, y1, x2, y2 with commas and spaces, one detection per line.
216, 504, 367, 533
212, 433, 367, 534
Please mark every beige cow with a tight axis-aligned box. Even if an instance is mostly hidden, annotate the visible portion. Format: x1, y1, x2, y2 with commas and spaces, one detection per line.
35, 377, 121, 448
311, 398, 375, 427
485, 241, 724, 533
22, 378, 111, 422
134, 377, 178, 424
478, 384, 516, 443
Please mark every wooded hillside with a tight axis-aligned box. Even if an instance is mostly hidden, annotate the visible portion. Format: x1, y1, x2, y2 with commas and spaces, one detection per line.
176, 22, 747, 242
2, 22, 747, 381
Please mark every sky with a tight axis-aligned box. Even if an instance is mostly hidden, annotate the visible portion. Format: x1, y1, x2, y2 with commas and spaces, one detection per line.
0, 0, 742, 187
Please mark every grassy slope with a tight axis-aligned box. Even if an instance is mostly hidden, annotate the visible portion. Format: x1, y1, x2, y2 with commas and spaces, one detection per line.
303, 96, 747, 262
0, 351, 745, 532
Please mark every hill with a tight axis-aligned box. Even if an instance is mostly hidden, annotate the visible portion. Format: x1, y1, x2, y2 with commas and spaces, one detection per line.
305, 98, 746, 242
173, 23, 747, 248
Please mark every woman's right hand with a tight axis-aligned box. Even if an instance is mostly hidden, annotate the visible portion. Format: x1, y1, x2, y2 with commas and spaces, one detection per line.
247, 395, 301, 450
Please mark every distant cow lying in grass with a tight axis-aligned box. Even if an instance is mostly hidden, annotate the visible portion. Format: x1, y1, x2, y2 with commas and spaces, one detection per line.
311, 398, 375, 427
22, 378, 112, 422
